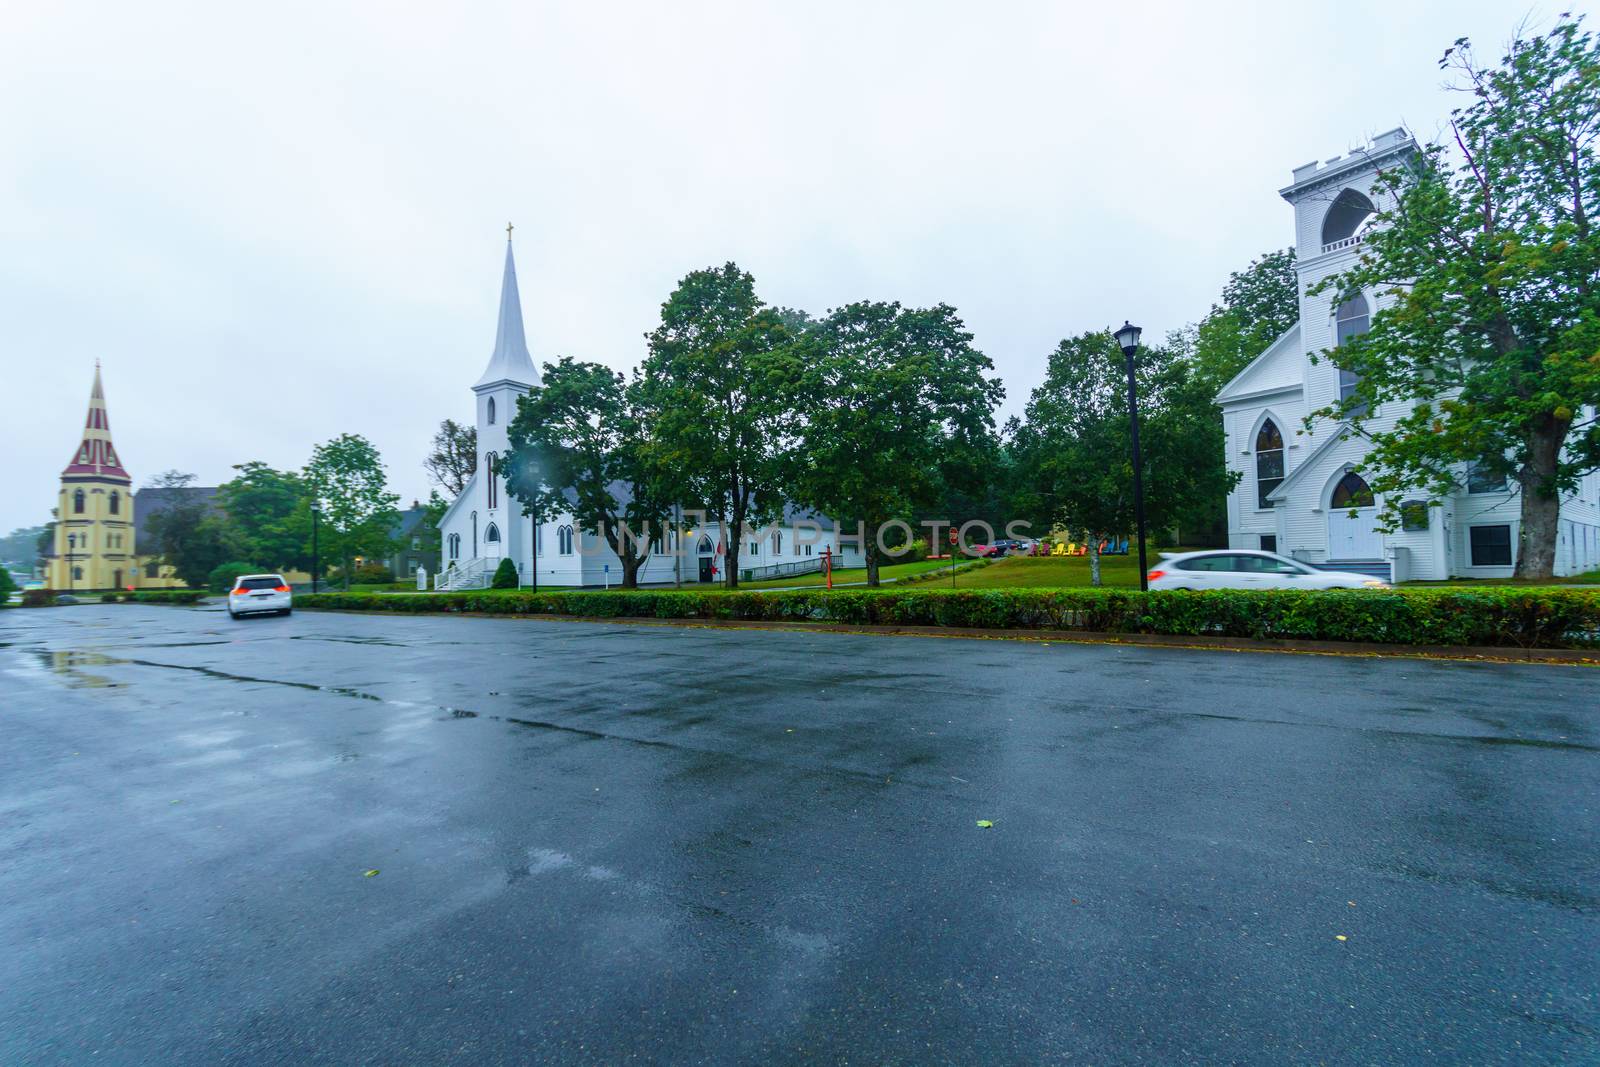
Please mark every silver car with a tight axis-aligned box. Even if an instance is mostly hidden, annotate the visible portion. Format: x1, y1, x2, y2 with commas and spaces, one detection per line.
1147, 550, 1389, 590
228, 574, 294, 618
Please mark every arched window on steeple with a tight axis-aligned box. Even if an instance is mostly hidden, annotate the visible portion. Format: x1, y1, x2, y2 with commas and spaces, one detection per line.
486, 452, 498, 509
109, 491, 120, 515
73, 489, 86, 514
487, 397, 496, 425
1255, 420, 1285, 509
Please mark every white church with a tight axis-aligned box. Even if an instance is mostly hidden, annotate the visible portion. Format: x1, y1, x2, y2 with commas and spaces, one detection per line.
1217, 128, 1600, 581
434, 238, 864, 589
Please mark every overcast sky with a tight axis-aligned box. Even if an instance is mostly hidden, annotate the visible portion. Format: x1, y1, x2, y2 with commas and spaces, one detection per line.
1, 1, 1583, 536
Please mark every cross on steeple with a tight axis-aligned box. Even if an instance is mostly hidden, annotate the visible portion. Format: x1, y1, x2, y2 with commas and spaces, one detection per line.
506, 221, 514, 241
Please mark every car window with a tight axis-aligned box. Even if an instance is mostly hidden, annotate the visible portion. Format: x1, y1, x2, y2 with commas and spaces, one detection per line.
1176, 555, 1229, 572
238, 577, 284, 590
1251, 557, 1303, 574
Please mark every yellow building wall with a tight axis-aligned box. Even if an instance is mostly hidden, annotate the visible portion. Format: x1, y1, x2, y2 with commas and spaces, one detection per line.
48, 482, 136, 591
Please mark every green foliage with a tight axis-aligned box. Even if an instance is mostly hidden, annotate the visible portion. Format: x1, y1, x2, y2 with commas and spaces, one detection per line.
303, 433, 401, 590
293, 586, 1599, 649
0, 568, 17, 600
1008, 330, 1239, 573
1309, 15, 1600, 578
127, 589, 207, 604
1187, 248, 1300, 395
638, 263, 799, 587
491, 557, 519, 589
352, 561, 394, 585
789, 301, 1004, 585
216, 462, 311, 571
141, 477, 230, 589
503, 357, 673, 588
100, 592, 119, 603
21, 589, 55, 607
207, 560, 261, 594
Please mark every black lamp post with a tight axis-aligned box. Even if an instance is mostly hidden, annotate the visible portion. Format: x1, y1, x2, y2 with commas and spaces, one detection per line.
1114, 321, 1151, 592
310, 502, 321, 594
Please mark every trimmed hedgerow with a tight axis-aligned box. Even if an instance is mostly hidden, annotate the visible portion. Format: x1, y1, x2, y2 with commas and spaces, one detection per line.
293, 587, 1600, 649
126, 589, 208, 604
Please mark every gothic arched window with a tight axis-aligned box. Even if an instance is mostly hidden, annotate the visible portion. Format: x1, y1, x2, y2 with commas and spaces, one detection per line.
73, 489, 86, 514
1330, 472, 1375, 509
558, 526, 574, 555
1334, 293, 1370, 411
448, 533, 460, 560
109, 490, 120, 515
471, 511, 478, 557
1255, 420, 1284, 509
485, 523, 500, 544
487, 397, 496, 425
485, 452, 498, 509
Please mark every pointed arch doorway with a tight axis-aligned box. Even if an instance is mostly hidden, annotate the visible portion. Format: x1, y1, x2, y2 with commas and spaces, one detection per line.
1327, 471, 1383, 560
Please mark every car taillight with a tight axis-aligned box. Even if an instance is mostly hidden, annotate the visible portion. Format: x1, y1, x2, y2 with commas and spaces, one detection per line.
274, 585, 290, 593
232, 588, 248, 595
1146, 569, 1166, 582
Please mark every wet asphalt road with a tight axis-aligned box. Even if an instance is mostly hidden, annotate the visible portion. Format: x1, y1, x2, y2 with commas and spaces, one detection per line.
1, 604, 1596, 1065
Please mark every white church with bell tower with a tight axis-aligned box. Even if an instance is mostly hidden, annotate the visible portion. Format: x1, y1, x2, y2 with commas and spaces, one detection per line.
434, 232, 861, 589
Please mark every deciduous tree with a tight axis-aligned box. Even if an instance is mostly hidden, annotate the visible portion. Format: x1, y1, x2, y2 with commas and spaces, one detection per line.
790, 302, 1003, 585
502, 357, 674, 588
303, 434, 401, 590
638, 263, 798, 587
423, 418, 478, 497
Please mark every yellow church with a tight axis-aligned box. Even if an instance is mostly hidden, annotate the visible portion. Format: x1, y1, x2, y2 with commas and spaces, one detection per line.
46, 366, 183, 591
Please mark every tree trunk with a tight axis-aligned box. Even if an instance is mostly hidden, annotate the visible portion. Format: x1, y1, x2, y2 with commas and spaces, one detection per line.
621, 552, 641, 589
865, 525, 881, 587
1514, 420, 1566, 579
1087, 535, 1101, 588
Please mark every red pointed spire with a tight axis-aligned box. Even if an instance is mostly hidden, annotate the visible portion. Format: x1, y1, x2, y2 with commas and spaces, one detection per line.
61, 363, 131, 484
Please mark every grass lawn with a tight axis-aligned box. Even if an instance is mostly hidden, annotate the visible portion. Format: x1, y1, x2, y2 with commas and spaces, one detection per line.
739, 558, 958, 589
932, 553, 1155, 588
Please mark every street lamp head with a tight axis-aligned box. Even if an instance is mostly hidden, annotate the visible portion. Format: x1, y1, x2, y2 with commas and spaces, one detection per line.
1114, 321, 1142, 358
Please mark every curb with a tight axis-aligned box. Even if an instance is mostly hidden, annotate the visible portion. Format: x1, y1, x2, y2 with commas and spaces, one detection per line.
297, 606, 1600, 665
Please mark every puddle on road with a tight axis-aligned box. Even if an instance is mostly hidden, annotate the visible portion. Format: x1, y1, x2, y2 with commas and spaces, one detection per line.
27, 650, 122, 688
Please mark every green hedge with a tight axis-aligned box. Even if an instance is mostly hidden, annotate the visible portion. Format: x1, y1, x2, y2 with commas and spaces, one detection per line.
294, 587, 1600, 649
125, 589, 208, 604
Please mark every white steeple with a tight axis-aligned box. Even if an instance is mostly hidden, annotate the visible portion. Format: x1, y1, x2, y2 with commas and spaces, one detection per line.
473, 227, 540, 392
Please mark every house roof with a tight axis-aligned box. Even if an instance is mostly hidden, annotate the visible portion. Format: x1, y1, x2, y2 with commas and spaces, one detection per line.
1216, 324, 1303, 405
132, 486, 219, 555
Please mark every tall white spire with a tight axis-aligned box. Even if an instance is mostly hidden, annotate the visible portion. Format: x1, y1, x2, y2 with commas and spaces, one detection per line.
473, 230, 540, 391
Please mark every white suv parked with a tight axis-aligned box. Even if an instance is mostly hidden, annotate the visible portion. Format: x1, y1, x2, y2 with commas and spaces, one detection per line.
1147, 550, 1389, 591
228, 574, 293, 618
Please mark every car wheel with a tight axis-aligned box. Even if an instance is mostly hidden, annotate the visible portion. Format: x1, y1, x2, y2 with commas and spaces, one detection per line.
281, 608, 292, 616
228, 610, 240, 620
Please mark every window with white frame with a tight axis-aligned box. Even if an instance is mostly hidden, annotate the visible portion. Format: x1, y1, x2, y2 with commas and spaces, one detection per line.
1255, 420, 1284, 508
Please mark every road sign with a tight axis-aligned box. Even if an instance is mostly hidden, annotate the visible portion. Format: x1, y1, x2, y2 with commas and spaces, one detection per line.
947, 528, 958, 545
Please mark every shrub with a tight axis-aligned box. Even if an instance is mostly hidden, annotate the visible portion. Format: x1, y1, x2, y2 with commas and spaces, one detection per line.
128, 589, 207, 604
352, 561, 395, 585
207, 561, 260, 594
101, 592, 120, 603
491, 558, 519, 589
21, 588, 55, 607
290, 586, 1600, 649
0, 569, 17, 600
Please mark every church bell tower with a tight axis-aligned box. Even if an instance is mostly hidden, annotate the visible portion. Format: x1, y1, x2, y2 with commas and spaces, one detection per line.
49, 364, 134, 591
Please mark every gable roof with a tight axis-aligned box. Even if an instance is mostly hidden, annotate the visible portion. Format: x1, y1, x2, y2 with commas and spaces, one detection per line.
1216, 324, 1303, 405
